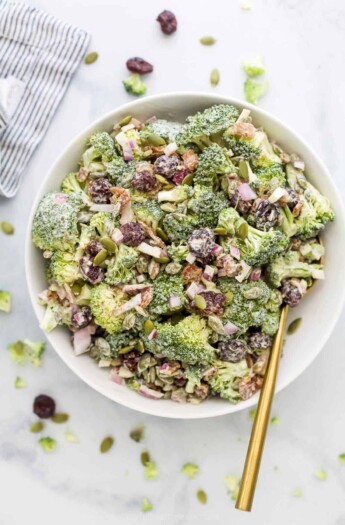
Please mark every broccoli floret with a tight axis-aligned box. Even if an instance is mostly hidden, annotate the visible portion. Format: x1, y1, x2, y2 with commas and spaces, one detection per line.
81, 132, 116, 172
234, 225, 289, 266
133, 200, 164, 232
208, 359, 249, 403
157, 186, 193, 203
50, 251, 81, 285
7, 339, 45, 366
106, 331, 138, 357
244, 78, 269, 105
266, 250, 322, 288
32, 192, 84, 251
147, 315, 215, 365
0, 290, 11, 313
60, 172, 90, 205
194, 144, 235, 187
167, 243, 190, 262
123, 73, 147, 96
188, 185, 228, 228
105, 157, 136, 187
40, 302, 72, 332
249, 164, 286, 196
242, 55, 265, 77
90, 284, 127, 334
224, 136, 261, 162
140, 119, 183, 144
90, 212, 119, 237
148, 274, 186, 316
162, 213, 199, 242
262, 311, 280, 335
217, 207, 249, 238
176, 104, 240, 149
279, 205, 299, 238
105, 244, 138, 286
298, 239, 325, 262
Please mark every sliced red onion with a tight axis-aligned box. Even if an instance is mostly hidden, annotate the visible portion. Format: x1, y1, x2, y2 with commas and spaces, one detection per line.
218, 269, 227, 277
186, 282, 199, 300
55, 286, 66, 301
73, 327, 92, 356
54, 193, 68, 204
238, 183, 257, 201
136, 274, 146, 283
224, 322, 239, 335
120, 201, 135, 225
89, 203, 115, 213
250, 268, 262, 281
130, 118, 142, 129
169, 295, 182, 309
139, 385, 164, 399
211, 244, 223, 256
229, 244, 241, 260
112, 228, 124, 244
145, 115, 157, 124
38, 290, 49, 303
164, 142, 178, 156
121, 123, 135, 132
293, 159, 305, 171
128, 138, 137, 150
268, 187, 288, 204
113, 293, 142, 317
186, 252, 196, 264
123, 283, 151, 294
134, 305, 148, 317
116, 131, 134, 161
148, 328, 158, 340
109, 367, 125, 385
137, 242, 162, 259
235, 261, 252, 282
123, 150, 134, 162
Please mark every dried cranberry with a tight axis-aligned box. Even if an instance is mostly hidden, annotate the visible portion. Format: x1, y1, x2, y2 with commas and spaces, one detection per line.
172, 166, 188, 185
122, 350, 140, 372
131, 164, 158, 192
153, 155, 182, 179
72, 306, 92, 329
174, 376, 187, 387
193, 291, 225, 315
286, 188, 300, 210
33, 394, 56, 419
79, 256, 104, 284
89, 178, 113, 204
85, 240, 103, 257
156, 9, 177, 35
255, 200, 280, 230
188, 227, 215, 264
121, 222, 146, 246
218, 339, 248, 363
249, 332, 273, 350
126, 57, 154, 74
229, 190, 253, 215
281, 279, 302, 307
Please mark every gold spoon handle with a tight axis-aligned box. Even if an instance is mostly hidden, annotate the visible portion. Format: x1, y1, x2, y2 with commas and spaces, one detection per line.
235, 305, 289, 512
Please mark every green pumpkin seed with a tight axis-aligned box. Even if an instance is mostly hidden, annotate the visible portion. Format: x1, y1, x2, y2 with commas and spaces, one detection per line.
100, 236, 116, 254
137, 340, 145, 353
144, 319, 155, 335
130, 424, 145, 443
200, 36, 216, 46
93, 249, 108, 266
156, 227, 169, 242
182, 173, 195, 185
119, 115, 132, 126
213, 227, 227, 236
210, 68, 220, 87
155, 256, 170, 264
145, 134, 166, 146
197, 489, 207, 504
225, 291, 234, 304
238, 222, 249, 239
141, 450, 150, 466
1, 221, 14, 235
100, 436, 114, 453
30, 421, 44, 433
239, 159, 250, 180
287, 318, 302, 335
51, 413, 69, 424
195, 295, 207, 310
143, 149, 153, 158
118, 345, 135, 355
84, 51, 98, 65
71, 283, 82, 295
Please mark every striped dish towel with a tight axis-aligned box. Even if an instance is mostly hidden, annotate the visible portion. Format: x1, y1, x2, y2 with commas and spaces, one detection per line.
0, 0, 90, 197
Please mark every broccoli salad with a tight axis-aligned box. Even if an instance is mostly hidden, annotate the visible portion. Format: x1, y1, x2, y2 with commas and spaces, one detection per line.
32, 104, 334, 405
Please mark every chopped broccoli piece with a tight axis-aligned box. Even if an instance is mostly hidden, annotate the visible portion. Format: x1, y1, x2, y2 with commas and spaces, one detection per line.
266, 250, 322, 288
60, 172, 90, 205
0, 290, 11, 312
188, 185, 228, 228
133, 200, 164, 232
224, 135, 261, 161
224, 475, 241, 500
123, 73, 147, 96
50, 251, 81, 285
167, 242, 190, 261
144, 461, 160, 480
182, 463, 199, 478
262, 311, 280, 335
141, 498, 153, 512
209, 359, 249, 402
252, 131, 282, 167
32, 192, 84, 251
176, 104, 240, 149
149, 274, 186, 316
217, 207, 248, 237
105, 157, 136, 186
194, 144, 235, 187
105, 244, 138, 286
242, 55, 265, 77
106, 331, 138, 357
90, 284, 127, 334
234, 224, 289, 266
280, 205, 299, 238
162, 213, 198, 242
140, 119, 183, 143
314, 468, 327, 481
157, 185, 193, 203
90, 212, 119, 237
244, 78, 269, 105
249, 164, 286, 196
38, 437, 56, 453
15, 376, 27, 389
40, 302, 72, 332
7, 340, 45, 366
81, 131, 116, 172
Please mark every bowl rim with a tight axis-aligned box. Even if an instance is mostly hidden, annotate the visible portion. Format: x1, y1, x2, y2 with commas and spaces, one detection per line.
25, 91, 345, 419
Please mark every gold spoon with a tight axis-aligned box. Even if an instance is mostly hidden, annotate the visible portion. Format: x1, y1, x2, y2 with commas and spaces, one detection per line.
236, 239, 323, 512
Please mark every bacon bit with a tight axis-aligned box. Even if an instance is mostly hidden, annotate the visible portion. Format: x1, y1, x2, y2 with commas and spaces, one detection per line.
217, 254, 239, 277
194, 383, 209, 400
238, 375, 260, 401
182, 263, 203, 283
47, 290, 59, 302
110, 187, 131, 208
252, 350, 269, 376
141, 286, 154, 308
292, 200, 304, 217
182, 149, 199, 171
77, 167, 89, 182
138, 221, 166, 248
229, 121, 256, 140
148, 259, 160, 280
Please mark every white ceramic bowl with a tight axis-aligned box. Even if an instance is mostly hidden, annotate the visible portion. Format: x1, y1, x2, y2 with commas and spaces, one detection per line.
25, 92, 345, 419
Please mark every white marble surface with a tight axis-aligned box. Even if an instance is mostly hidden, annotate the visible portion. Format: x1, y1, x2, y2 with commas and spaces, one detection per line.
1, 0, 345, 523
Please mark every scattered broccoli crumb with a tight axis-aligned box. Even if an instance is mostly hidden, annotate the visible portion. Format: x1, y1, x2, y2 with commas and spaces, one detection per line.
291, 488, 303, 497
123, 73, 147, 96
7, 340, 45, 367
141, 497, 153, 512
224, 475, 241, 500
244, 78, 269, 105
271, 416, 279, 425
243, 56, 265, 77
339, 453, 345, 464
196, 489, 207, 504
51, 413, 69, 423
0, 290, 11, 312
1, 221, 14, 235
273, 465, 279, 471
141, 450, 151, 466
38, 436, 56, 453
84, 51, 98, 65
30, 421, 44, 433
65, 429, 79, 443
240, 1, 252, 10
314, 468, 327, 481
15, 376, 26, 389
182, 463, 199, 478
249, 408, 257, 420
100, 436, 114, 453
130, 424, 145, 443
144, 461, 160, 480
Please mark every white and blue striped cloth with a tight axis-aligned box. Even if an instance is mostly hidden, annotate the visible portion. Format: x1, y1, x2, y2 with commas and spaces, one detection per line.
0, 0, 90, 197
